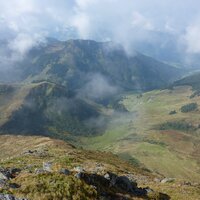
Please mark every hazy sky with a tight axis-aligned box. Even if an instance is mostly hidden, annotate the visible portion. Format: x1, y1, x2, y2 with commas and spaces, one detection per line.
0, 0, 200, 55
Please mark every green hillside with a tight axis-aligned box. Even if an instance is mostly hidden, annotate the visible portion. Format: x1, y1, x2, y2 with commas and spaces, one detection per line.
0, 135, 199, 200
0, 82, 104, 138
174, 72, 200, 97
15, 39, 183, 92
81, 86, 200, 182
0, 39, 198, 188
0, 39, 185, 140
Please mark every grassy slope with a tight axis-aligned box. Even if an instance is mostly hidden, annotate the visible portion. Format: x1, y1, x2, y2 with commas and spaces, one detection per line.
0, 82, 103, 137
81, 86, 200, 182
0, 135, 199, 200
0, 135, 157, 200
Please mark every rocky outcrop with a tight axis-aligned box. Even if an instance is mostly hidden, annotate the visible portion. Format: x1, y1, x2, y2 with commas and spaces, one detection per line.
0, 194, 27, 200
0, 164, 170, 200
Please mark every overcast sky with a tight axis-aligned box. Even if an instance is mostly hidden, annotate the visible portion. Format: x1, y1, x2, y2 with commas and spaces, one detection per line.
0, 0, 200, 56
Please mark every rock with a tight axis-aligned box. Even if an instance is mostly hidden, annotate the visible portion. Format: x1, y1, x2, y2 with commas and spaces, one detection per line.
96, 163, 103, 168
24, 149, 49, 157
0, 172, 8, 180
145, 187, 154, 194
104, 172, 118, 186
77, 172, 110, 191
104, 172, 137, 192
94, 163, 104, 174
43, 162, 52, 172
74, 172, 83, 179
23, 150, 37, 155
0, 179, 8, 189
115, 175, 137, 192
182, 181, 192, 186
59, 169, 70, 175
154, 178, 161, 183
9, 183, 20, 189
161, 178, 175, 184
0, 194, 27, 200
104, 173, 110, 180
35, 168, 48, 174
0, 168, 20, 180
0, 194, 14, 200
9, 168, 21, 178
74, 166, 84, 173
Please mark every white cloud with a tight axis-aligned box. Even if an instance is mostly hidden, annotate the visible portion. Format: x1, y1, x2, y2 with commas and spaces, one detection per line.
131, 11, 154, 30
182, 22, 200, 54
9, 33, 45, 56
78, 73, 118, 100
0, 0, 200, 69
72, 12, 90, 38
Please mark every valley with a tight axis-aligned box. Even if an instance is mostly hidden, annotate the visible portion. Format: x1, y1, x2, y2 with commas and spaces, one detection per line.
0, 39, 199, 199
0, 40, 200, 185
81, 86, 200, 181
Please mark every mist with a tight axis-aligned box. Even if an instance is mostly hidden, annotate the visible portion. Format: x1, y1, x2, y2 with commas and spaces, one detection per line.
78, 73, 118, 100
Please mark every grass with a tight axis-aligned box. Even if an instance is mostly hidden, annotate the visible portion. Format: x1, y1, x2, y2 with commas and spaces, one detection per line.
0, 135, 200, 200
12, 173, 97, 200
1, 135, 200, 200
81, 86, 200, 182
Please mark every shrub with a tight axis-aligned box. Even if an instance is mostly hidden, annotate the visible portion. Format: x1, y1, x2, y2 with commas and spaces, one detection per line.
180, 103, 198, 113
169, 110, 177, 115
158, 121, 196, 132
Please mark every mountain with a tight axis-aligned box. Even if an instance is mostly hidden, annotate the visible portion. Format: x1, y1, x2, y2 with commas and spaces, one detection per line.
173, 72, 200, 96
8, 39, 183, 91
0, 39, 200, 199
0, 134, 199, 200
0, 39, 185, 138
0, 81, 106, 138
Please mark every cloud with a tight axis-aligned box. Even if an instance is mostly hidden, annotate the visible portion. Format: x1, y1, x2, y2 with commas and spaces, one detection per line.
182, 21, 200, 54
0, 0, 74, 55
9, 33, 45, 56
78, 73, 118, 100
71, 0, 155, 53
131, 12, 154, 30
0, 0, 200, 70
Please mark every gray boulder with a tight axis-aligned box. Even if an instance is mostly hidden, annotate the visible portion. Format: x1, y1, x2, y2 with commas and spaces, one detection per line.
74, 166, 84, 173
104, 172, 137, 193
35, 168, 48, 174
161, 178, 175, 183
43, 162, 52, 172
0, 194, 27, 200
0, 172, 8, 180
59, 169, 70, 175
0, 179, 7, 189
